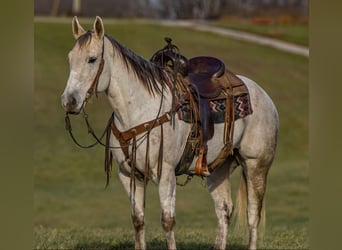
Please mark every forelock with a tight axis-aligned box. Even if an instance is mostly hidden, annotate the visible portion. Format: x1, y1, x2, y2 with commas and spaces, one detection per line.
76, 31, 93, 49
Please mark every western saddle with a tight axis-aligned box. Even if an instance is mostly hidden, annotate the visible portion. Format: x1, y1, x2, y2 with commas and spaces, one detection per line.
151, 38, 250, 177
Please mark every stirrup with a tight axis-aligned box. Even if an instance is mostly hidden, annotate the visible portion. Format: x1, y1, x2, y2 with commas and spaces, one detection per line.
195, 148, 210, 177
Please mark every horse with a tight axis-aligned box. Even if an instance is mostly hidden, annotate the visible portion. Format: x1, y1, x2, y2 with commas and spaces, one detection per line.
61, 16, 279, 250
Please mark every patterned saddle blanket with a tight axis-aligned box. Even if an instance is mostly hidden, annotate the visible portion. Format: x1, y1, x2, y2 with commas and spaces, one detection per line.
180, 93, 252, 123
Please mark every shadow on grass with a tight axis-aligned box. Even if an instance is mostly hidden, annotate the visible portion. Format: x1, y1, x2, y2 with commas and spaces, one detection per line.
74, 240, 133, 250
74, 238, 248, 250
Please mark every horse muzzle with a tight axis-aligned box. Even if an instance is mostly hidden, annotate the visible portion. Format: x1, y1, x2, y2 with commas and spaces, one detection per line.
61, 92, 83, 114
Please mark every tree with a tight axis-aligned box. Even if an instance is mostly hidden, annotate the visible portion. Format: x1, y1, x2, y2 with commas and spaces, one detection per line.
72, 0, 81, 15
159, 0, 223, 19
50, 0, 60, 16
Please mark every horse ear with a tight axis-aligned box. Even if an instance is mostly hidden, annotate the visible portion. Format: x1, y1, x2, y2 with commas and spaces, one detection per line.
94, 16, 104, 40
72, 16, 85, 39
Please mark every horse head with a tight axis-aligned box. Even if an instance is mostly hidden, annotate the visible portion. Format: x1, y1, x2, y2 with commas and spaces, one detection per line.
61, 16, 109, 114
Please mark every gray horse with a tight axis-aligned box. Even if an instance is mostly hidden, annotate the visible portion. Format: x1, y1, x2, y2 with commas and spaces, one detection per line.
61, 16, 279, 250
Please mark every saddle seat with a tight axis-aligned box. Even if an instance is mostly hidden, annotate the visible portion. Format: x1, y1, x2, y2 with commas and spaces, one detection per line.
187, 56, 225, 98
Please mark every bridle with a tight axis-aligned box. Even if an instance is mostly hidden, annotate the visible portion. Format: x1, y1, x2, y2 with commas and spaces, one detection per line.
85, 35, 105, 102
64, 35, 106, 148
64, 34, 172, 153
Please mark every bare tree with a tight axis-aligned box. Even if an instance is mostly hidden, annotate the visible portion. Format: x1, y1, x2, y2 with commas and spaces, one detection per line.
50, 0, 60, 16
192, 0, 223, 19
133, 0, 151, 17
159, 0, 223, 19
35, 0, 308, 19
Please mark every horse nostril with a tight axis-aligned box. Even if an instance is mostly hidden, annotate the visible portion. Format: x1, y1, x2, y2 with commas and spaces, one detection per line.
67, 95, 79, 110
71, 96, 77, 106
61, 93, 78, 111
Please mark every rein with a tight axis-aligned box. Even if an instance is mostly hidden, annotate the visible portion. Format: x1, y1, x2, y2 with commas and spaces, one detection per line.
65, 108, 171, 187
64, 70, 172, 187
64, 110, 114, 149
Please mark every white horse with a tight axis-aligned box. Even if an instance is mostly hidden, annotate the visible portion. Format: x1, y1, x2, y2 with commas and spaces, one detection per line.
61, 16, 279, 250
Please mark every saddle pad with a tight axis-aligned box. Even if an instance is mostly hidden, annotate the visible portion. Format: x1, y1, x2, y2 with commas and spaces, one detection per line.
180, 93, 253, 123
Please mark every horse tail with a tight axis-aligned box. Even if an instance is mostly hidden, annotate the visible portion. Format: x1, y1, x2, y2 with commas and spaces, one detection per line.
234, 170, 266, 240
234, 170, 248, 237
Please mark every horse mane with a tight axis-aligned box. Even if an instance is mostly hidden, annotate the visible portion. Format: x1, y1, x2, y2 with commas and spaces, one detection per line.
76, 31, 168, 96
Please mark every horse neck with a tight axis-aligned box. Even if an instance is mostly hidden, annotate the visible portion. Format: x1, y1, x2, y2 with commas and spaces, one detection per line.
105, 48, 171, 130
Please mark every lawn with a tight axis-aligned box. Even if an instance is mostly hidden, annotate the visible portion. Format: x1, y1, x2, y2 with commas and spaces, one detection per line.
209, 17, 309, 46
34, 19, 308, 249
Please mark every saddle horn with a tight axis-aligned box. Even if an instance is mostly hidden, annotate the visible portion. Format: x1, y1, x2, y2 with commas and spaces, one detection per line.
150, 37, 189, 76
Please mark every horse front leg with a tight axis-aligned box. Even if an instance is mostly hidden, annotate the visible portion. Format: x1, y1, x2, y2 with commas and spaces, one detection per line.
206, 161, 234, 250
118, 170, 147, 250
158, 166, 177, 250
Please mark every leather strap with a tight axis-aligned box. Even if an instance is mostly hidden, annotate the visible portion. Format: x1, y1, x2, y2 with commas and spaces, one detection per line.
110, 112, 171, 159
86, 37, 105, 99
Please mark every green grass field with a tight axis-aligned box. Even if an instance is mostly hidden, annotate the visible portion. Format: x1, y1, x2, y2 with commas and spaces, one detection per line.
34, 19, 308, 249
209, 19, 309, 46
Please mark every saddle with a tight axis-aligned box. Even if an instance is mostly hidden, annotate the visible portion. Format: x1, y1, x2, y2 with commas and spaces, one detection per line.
183, 57, 224, 176
151, 38, 252, 177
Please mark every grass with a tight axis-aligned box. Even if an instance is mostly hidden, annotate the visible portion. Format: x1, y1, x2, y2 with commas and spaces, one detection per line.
34, 226, 307, 250
34, 19, 308, 249
209, 18, 309, 46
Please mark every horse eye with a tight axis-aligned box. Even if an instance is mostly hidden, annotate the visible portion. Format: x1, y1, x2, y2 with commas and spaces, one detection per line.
88, 56, 97, 64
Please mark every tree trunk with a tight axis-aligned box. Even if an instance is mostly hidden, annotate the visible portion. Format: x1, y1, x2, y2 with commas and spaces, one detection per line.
50, 0, 60, 16
72, 0, 81, 15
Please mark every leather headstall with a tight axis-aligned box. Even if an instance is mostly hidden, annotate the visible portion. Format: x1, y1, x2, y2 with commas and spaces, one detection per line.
85, 36, 105, 101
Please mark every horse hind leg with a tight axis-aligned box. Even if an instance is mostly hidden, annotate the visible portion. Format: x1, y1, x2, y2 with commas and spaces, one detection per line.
238, 157, 271, 250
118, 171, 147, 250
206, 158, 237, 250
